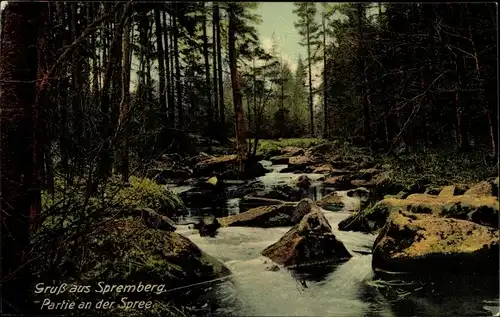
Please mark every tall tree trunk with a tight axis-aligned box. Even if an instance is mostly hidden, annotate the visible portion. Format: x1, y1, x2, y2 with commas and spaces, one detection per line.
169, 15, 176, 125
306, 21, 314, 136
32, 3, 53, 227
322, 11, 328, 139
212, 4, 220, 127
91, 3, 100, 100
228, 6, 246, 164
202, 3, 213, 135
97, 3, 131, 180
162, 10, 174, 127
172, 10, 183, 128
154, 9, 167, 120
215, 3, 226, 139
357, 3, 371, 145
120, 15, 133, 183
0, 3, 42, 313
56, 3, 71, 183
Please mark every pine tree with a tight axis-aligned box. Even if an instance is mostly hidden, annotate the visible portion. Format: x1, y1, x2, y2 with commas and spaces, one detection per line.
293, 2, 321, 136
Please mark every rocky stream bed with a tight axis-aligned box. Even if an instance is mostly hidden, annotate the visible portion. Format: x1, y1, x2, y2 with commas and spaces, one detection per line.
161, 159, 500, 317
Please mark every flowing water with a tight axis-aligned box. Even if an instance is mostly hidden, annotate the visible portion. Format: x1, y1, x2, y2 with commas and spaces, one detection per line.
166, 162, 500, 317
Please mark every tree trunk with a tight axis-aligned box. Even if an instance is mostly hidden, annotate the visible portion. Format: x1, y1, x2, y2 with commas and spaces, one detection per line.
0, 3, 42, 313
169, 14, 176, 125
306, 21, 314, 136
91, 3, 100, 100
97, 3, 131, 180
322, 11, 328, 139
228, 6, 246, 164
202, 3, 213, 135
162, 10, 174, 127
154, 8, 167, 119
357, 4, 371, 145
172, 9, 183, 129
212, 4, 220, 127
120, 15, 132, 183
215, 3, 226, 139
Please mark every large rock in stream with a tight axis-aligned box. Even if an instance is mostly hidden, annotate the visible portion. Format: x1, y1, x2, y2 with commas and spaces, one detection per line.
339, 182, 499, 233
194, 154, 268, 179
261, 200, 352, 267
316, 192, 344, 211
372, 210, 499, 277
218, 198, 316, 227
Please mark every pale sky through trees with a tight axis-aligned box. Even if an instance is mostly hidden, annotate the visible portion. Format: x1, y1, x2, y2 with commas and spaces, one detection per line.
0, 1, 324, 92
256, 2, 303, 73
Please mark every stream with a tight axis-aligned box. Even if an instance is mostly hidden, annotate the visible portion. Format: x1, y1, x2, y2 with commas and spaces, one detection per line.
166, 161, 500, 317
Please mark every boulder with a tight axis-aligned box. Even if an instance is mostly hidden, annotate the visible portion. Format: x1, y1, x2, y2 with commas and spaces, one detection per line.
269, 155, 290, 165
316, 192, 345, 211
41, 218, 231, 315
323, 175, 355, 190
312, 164, 333, 174
438, 185, 457, 197
464, 181, 494, 197
339, 193, 499, 233
194, 155, 268, 179
288, 155, 317, 169
218, 200, 310, 228
306, 143, 334, 156
296, 175, 312, 189
240, 196, 290, 208
281, 146, 305, 157
372, 210, 499, 276
261, 204, 351, 267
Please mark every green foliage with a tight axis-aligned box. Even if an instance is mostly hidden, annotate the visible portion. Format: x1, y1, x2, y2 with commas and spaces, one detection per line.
41, 176, 186, 220
257, 138, 326, 157
384, 148, 498, 187
111, 176, 187, 217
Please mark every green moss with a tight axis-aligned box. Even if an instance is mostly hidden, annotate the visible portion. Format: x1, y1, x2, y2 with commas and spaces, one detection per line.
41, 176, 186, 220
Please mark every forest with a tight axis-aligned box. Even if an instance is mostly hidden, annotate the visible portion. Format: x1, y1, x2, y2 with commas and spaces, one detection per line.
0, 2, 498, 316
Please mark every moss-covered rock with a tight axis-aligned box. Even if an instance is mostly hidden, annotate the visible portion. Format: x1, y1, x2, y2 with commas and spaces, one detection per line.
218, 202, 301, 227
338, 192, 499, 233
438, 185, 457, 197
262, 204, 351, 267
464, 181, 494, 197
33, 218, 230, 316
316, 192, 345, 211
372, 211, 499, 276
41, 176, 188, 225
112, 177, 187, 218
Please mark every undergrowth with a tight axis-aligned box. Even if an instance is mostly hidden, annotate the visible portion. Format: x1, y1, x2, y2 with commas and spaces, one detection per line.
257, 138, 326, 157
